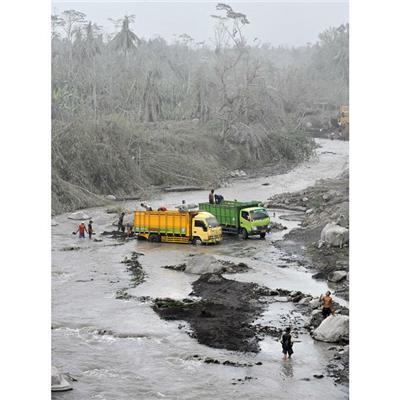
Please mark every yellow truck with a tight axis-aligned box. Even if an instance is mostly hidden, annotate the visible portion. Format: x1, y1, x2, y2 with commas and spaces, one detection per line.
133, 210, 222, 245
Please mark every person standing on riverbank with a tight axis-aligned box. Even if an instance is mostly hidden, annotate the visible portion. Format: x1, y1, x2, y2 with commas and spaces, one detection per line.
320, 291, 334, 318
280, 327, 294, 359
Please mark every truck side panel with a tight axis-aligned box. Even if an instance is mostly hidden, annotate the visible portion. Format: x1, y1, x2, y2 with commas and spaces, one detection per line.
134, 211, 191, 236
199, 203, 238, 228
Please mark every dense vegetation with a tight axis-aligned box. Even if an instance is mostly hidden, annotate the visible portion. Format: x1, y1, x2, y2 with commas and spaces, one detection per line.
51, 4, 349, 214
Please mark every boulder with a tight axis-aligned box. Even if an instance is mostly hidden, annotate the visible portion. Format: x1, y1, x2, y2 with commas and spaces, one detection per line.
68, 211, 91, 220
274, 296, 289, 302
106, 194, 117, 200
51, 219, 58, 226
308, 310, 324, 329
185, 254, 223, 274
298, 297, 312, 305
51, 366, 72, 392
309, 298, 321, 309
312, 315, 349, 343
320, 222, 349, 248
328, 270, 348, 283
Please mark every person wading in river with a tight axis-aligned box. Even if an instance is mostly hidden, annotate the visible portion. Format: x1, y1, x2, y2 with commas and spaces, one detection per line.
88, 220, 94, 239
75, 222, 88, 239
117, 212, 125, 233
320, 291, 334, 318
280, 327, 294, 359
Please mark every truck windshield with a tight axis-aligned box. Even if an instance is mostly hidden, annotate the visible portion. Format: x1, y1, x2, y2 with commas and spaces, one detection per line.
250, 209, 269, 221
206, 217, 219, 227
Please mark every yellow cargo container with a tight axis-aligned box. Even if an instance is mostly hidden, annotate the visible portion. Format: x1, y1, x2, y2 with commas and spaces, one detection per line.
133, 210, 222, 245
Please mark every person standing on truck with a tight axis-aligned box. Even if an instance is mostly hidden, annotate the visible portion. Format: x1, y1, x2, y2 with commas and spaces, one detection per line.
75, 222, 88, 239
88, 220, 94, 239
209, 189, 215, 204
320, 291, 334, 319
181, 200, 188, 210
214, 194, 224, 204
280, 327, 294, 359
140, 202, 153, 211
117, 212, 125, 232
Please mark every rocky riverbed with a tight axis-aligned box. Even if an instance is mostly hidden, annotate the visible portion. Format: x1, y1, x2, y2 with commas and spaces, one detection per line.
268, 169, 349, 300
52, 139, 349, 399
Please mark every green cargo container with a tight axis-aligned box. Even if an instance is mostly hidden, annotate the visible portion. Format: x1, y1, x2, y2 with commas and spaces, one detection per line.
199, 200, 271, 239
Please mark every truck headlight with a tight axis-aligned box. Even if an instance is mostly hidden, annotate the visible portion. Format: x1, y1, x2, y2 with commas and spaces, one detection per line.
252, 226, 257, 231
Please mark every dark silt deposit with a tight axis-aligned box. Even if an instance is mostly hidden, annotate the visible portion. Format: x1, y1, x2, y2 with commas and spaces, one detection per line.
101, 230, 134, 240
152, 275, 317, 353
153, 274, 266, 352
121, 252, 146, 288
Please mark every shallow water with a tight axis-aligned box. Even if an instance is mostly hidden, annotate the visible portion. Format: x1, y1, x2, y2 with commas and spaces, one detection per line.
52, 139, 349, 399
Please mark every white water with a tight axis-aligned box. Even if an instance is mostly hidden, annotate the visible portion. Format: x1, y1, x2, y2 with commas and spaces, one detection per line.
52, 139, 349, 399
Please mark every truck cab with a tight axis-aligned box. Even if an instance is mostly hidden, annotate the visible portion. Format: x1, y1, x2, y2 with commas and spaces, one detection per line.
239, 207, 270, 239
192, 211, 222, 245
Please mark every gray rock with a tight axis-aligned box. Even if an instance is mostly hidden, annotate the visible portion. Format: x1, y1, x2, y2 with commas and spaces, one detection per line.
68, 211, 91, 220
106, 194, 117, 200
312, 315, 349, 343
320, 222, 349, 248
51, 366, 72, 392
274, 296, 289, 302
328, 270, 348, 283
309, 298, 321, 309
298, 297, 312, 305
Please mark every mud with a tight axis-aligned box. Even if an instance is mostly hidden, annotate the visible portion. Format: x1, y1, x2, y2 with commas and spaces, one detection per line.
153, 274, 265, 352
152, 273, 346, 354
162, 260, 249, 274
326, 346, 349, 385
101, 230, 134, 240
269, 221, 288, 232
121, 252, 146, 288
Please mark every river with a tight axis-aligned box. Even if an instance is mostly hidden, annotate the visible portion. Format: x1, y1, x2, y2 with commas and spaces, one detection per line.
52, 139, 349, 399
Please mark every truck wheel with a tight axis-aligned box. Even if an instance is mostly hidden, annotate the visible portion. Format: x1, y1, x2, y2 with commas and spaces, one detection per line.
239, 228, 248, 240
149, 233, 161, 243
260, 232, 266, 239
192, 237, 202, 246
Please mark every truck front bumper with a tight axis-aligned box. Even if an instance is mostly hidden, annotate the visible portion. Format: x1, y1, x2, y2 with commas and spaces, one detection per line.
249, 225, 270, 235
206, 235, 222, 244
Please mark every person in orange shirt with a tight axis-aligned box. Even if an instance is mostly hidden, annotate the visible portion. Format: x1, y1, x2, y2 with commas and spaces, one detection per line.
75, 222, 88, 239
320, 291, 334, 319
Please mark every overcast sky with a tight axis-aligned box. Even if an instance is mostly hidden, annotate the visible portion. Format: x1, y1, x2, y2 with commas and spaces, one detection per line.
52, 1, 349, 47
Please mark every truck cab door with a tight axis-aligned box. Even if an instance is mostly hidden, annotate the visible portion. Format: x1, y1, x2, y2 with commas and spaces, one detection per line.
194, 219, 207, 235
240, 210, 252, 231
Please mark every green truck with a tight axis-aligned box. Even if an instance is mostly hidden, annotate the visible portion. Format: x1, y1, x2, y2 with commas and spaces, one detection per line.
198, 200, 271, 239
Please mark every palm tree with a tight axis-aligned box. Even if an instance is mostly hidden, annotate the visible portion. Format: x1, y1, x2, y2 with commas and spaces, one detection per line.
109, 15, 141, 58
